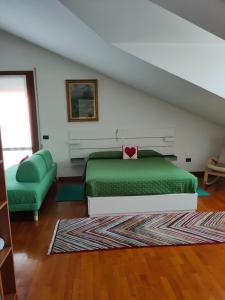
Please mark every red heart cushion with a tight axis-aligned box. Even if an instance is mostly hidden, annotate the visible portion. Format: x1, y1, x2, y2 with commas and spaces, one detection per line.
125, 147, 136, 158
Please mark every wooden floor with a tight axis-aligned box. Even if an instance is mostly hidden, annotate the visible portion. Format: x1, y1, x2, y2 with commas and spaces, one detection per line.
10, 179, 225, 300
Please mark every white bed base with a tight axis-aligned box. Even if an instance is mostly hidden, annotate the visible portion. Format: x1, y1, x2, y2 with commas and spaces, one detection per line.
88, 193, 198, 217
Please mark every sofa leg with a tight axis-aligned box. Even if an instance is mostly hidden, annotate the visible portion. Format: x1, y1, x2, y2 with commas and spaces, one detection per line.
34, 210, 39, 222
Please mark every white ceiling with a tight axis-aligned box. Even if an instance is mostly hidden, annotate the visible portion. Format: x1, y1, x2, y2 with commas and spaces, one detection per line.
61, 0, 223, 44
62, 0, 225, 99
115, 43, 225, 99
150, 0, 225, 41
0, 0, 225, 126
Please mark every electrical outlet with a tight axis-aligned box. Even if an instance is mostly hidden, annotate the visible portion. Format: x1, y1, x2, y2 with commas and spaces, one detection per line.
186, 158, 191, 162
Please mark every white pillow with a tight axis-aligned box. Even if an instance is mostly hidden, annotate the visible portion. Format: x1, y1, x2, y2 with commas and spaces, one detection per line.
122, 146, 138, 160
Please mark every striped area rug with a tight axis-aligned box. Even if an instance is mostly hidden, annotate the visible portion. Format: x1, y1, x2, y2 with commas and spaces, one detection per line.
48, 212, 225, 254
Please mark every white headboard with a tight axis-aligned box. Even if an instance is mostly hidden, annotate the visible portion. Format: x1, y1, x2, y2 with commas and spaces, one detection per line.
68, 128, 175, 165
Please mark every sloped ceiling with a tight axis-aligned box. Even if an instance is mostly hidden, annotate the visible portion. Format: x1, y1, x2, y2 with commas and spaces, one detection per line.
61, 0, 225, 100
62, 0, 222, 44
150, 0, 225, 41
0, 0, 225, 126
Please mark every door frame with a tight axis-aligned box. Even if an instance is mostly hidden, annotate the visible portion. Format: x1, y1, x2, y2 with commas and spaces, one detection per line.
0, 71, 39, 152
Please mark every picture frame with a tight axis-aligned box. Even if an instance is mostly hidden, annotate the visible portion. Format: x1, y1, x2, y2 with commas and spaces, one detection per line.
66, 79, 98, 122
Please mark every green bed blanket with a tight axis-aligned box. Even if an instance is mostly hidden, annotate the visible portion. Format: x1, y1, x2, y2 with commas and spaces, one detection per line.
85, 156, 197, 197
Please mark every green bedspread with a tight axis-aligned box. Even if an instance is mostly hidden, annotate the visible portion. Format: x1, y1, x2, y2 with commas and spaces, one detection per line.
85, 157, 197, 197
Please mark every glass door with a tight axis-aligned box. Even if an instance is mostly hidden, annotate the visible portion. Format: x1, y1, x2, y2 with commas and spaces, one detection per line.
0, 72, 39, 168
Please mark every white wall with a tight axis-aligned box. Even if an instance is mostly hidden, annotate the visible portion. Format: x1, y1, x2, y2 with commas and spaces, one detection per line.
0, 29, 224, 176
1, 1, 225, 127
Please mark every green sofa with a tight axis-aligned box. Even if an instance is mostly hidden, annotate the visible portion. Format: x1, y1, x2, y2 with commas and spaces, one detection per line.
5, 150, 57, 221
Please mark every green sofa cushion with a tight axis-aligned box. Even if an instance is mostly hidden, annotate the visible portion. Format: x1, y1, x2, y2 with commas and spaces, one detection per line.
6, 163, 57, 211
35, 150, 53, 170
16, 155, 47, 182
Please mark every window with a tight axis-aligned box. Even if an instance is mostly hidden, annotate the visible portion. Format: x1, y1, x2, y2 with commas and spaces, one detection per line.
0, 71, 39, 168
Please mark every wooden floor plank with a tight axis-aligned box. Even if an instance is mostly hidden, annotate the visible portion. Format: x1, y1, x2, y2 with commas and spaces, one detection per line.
10, 179, 225, 300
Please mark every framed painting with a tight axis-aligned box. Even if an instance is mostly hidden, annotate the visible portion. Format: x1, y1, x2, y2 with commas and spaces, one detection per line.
66, 79, 98, 122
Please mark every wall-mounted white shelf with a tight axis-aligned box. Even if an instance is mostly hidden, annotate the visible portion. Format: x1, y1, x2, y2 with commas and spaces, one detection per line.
70, 157, 85, 167
68, 128, 176, 166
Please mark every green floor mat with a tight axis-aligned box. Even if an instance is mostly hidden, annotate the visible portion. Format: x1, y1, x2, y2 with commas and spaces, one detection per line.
56, 184, 85, 202
197, 187, 210, 196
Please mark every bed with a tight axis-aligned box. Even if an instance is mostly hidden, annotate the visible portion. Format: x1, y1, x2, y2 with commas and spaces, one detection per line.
85, 150, 198, 216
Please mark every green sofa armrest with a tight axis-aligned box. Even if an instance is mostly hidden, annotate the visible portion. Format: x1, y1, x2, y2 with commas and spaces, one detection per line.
16, 155, 47, 182
35, 149, 54, 170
